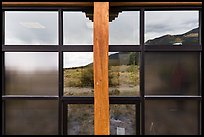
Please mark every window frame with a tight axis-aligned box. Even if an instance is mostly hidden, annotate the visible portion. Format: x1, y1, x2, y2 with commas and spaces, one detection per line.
1, 5, 202, 135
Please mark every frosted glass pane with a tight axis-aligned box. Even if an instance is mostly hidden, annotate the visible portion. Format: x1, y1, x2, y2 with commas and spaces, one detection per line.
145, 100, 199, 135
5, 100, 58, 135
145, 52, 200, 95
5, 52, 58, 95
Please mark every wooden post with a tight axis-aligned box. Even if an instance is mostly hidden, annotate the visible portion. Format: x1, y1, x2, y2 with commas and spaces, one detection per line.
93, 2, 110, 135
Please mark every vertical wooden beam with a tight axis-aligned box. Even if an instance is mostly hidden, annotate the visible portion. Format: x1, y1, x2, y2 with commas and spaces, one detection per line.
93, 2, 110, 135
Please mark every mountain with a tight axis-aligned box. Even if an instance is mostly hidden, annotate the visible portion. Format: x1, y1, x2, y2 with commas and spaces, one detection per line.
145, 27, 199, 45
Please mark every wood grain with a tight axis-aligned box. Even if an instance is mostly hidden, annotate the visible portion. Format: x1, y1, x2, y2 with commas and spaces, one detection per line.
2, 2, 201, 7
2, 2, 93, 7
110, 2, 202, 7
93, 2, 110, 135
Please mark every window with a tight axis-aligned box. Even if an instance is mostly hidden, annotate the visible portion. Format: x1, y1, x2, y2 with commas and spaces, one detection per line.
109, 52, 140, 96
63, 12, 93, 45
5, 52, 58, 95
63, 52, 93, 96
145, 11, 199, 45
2, 5, 202, 135
109, 11, 140, 45
5, 11, 58, 45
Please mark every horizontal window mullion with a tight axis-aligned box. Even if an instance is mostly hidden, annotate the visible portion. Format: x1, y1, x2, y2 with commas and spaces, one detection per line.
62, 97, 141, 104
2, 95, 59, 100
145, 95, 202, 100
109, 45, 141, 52
61, 45, 93, 52
2, 45, 60, 52
144, 45, 202, 52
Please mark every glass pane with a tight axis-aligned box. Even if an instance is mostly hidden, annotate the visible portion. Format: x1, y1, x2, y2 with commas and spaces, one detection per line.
67, 104, 94, 135
5, 52, 58, 95
5, 11, 58, 45
145, 52, 200, 95
110, 104, 136, 135
5, 100, 58, 135
145, 100, 199, 135
109, 11, 140, 45
64, 52, 93, 96
63, 12, 93, 45
145, 11, 199, 45
109, 52, 140, 96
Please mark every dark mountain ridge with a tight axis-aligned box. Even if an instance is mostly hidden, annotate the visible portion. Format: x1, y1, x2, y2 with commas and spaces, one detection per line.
145, 27, 199, 45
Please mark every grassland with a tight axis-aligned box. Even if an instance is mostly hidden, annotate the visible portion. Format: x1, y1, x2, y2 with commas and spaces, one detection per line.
64, 64, 140, 96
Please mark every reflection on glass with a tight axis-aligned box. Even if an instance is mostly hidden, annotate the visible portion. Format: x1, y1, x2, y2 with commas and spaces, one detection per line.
63, 52, 93, 96
145, 11, 199, 45
145, 100, 199, 135
5, 52, 58, 95
145, 52, 199, 95
67, 104, 94, 135
5, 11, 58, 45
63, 12, 93, 45
110, 105, 136, 135
5, 100, 58, 135
109, 11, 140, 45
109, 52, 140, 96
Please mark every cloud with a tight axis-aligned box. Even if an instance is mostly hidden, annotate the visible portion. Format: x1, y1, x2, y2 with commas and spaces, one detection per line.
63, 12, 93, 45
5, 11, 58, 45
145, 11, 199, 41
109, 11, 140, 45
64, 52, 93, 68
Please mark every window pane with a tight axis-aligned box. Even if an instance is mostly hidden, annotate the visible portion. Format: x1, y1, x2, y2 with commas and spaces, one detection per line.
109, 52, 140, 96
5, 52, 58, 95
67, 104, 94, 135
64, 52, 93, 96
67, 104, 136, 135
145, 52, 200, 95
145, 11, 199, 45
145, 100, 199, 135
5, 100, 58, 135
5, 11, 58, 45
110, 104, 136, 135
63, 12, 93, 45
109, 11, 140, 45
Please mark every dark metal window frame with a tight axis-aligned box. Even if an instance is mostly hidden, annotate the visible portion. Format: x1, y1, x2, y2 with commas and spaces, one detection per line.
1, 6, 202, 135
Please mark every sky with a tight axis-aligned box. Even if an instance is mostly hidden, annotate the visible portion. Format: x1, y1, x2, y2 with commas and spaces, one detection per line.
4, 10, 199, 69
145, 11, 199, 42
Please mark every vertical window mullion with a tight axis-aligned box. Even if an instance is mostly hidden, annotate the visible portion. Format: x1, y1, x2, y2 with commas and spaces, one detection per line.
58, 9, 63, 135
2, 10, 6, 135
140, 8, 145, 135
199, 10, 202, 46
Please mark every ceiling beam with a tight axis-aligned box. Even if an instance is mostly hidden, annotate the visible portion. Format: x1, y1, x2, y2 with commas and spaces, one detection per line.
2, 2, 202, 7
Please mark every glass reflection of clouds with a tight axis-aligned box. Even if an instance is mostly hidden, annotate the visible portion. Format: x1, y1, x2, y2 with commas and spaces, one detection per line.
5, 11, 58, 45
145, 11, 199, 43
109, 11, 140, 45
63, 12, 93, 45
63, 52, 93, 68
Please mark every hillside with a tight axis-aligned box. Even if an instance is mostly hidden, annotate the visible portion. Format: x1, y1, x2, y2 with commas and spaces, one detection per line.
145, 27, 199, 45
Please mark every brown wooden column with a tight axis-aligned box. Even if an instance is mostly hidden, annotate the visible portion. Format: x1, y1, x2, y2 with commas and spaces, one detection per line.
93, 2, 110, 135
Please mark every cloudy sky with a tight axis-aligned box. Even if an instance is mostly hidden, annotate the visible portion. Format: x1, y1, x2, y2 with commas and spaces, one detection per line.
5, 10, 199, 69
145, 11, 199, 42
